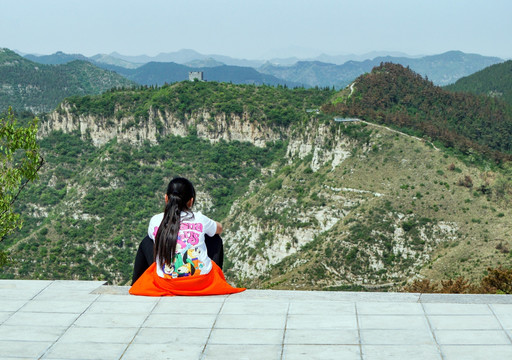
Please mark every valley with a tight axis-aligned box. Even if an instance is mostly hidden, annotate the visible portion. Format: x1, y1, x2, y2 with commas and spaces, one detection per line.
1, 68, 511, 291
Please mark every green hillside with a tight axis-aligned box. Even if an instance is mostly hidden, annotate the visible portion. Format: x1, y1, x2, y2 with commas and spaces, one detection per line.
64, 80, 333, 128
225, 122, 512, 291
445, 60, 512, 107
102, 61, 300, 87
1, 76, 511, 290
324, 63, 512, 162
0, 48, 134, 113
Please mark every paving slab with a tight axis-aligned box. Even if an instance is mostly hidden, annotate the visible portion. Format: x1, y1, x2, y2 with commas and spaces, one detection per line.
203, 344, 282, 360
358, 314, 431, 330
427, 315, 502, 330
497, 314, 512, 329
362, 344, 442, 360
289, 300, 355, 315
287, 314, 358, 330
42, 342, 127, 360
18, 299, 92, 313
0, 280, 52, 300
0, 311, 13, 323
283, 344, 360, 360
132, 327, 211, 345
284, 329, 359, 345
356, 301, 423, 315
58, 326, 139, 344
214, 313, 287, 329
434, 329, 512, 345
208, 328, 284, 345
441, 345, 512, 360
360, 329, 435, 345
0, 324, 67, 342
0, 280, 511, 360
122, 343, 205, 360
423, 303, 493, 315
0, 340, 52, 358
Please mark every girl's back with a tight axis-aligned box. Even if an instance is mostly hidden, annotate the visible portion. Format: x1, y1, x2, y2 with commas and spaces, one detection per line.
148, 211, 216, 278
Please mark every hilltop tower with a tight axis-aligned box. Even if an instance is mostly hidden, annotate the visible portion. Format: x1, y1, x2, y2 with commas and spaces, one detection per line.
189, 71, 204, 81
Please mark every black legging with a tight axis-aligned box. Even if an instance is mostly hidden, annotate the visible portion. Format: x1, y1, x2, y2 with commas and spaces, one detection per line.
131, 234, 224, 285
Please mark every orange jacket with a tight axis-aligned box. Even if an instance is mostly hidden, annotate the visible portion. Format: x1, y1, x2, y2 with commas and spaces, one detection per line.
129, 261, 245, 297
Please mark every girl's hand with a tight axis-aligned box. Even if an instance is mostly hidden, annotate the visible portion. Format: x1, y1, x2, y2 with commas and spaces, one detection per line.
215, 222, 223, 235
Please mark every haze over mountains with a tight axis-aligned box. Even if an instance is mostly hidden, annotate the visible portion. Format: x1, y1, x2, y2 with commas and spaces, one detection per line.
2, 46, 507, 116
21, 48, 503, 88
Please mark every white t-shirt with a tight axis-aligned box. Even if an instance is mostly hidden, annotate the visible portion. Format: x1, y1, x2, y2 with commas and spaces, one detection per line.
148, 211, 217, 278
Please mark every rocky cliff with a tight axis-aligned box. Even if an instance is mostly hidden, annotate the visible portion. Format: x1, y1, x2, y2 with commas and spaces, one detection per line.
40, 104, 283, 147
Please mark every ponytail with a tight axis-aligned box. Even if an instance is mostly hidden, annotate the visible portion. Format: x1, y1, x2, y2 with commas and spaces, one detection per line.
154, 177, 196, 268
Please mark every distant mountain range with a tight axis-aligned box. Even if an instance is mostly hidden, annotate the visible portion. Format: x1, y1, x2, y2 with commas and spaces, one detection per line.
445, 60, 512, 107
102, 49, 265, 68
103, 49, 418, 67
259, 51, 504, 88
24, 51, 90, 65
5, 47, 506, 114
23, 49, 504, 89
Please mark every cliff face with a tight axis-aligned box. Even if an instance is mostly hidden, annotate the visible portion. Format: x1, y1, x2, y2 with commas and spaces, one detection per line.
40, 105, 359, 184
40, 105, 282, 147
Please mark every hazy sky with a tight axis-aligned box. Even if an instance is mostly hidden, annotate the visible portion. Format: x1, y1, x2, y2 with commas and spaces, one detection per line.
2, 0, 511, 59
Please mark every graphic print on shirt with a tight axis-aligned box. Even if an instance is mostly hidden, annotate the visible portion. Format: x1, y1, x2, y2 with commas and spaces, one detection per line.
154, 222, 206, 279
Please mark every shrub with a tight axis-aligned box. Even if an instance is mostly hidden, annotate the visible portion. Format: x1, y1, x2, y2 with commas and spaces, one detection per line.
457, 175, 474, 188
403, 279, 438, 293
480, 267, 512, 294
403, 267, 512, 294
402, 220, 415, 232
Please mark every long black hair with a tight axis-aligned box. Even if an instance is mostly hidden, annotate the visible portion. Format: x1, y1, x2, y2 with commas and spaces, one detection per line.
154, 177, 196, 267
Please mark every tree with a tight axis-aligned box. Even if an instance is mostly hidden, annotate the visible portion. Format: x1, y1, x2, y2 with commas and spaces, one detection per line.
0, 108, 44, 266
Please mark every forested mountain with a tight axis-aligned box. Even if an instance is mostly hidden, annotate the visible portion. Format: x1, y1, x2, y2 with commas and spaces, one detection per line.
324, 63, 512, 162
89, 54, 142, 69
445, 60, 512, 107
1, 71, 511, 291
104, 49, 265, 68
106, 51, 501, 89
184, 58, 225, 68
259, 51, 503, 88
106, 62, 300, 87
259, 60, 368, 89
25, 51, 143, 69
0, 49, 135, 113
23, 49, 503, 91
24, 51, 90, 65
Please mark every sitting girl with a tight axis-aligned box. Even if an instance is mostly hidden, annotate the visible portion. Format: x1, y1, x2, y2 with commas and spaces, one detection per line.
129, 177, 245, 296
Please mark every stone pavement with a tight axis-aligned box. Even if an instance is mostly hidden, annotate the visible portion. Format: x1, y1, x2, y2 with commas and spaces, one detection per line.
1, 280, 512, 359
